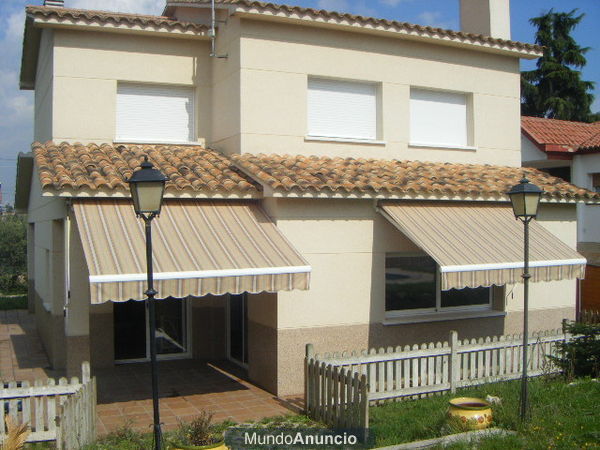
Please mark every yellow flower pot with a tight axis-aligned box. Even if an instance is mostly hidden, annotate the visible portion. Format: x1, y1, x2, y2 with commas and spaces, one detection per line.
448, 397, 493, 430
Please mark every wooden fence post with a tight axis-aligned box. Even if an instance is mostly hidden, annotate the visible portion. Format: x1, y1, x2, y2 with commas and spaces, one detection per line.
305, 344, 314, 414
360, 374, 368, 430
449, 331, 459, 394
82, 361, 90, 384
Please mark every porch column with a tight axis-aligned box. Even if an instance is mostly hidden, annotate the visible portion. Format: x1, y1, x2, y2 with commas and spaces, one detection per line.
247, 292, 279, 394
65, 216, 90, 377
27, 223, 35, 313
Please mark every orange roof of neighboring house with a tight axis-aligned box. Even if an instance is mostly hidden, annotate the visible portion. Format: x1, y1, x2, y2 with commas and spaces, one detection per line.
521, 116, 600, 153
232, 153, 599, 201
33, 142, 260, 196
26, 6, 208, 34
165, 0, 542, 56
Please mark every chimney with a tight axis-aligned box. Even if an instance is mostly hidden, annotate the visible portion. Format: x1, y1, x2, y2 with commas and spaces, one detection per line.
43, 0, 64, 7
460, 0, 511, 40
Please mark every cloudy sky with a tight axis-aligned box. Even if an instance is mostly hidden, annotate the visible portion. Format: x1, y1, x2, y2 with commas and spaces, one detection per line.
1, 0, 598, 205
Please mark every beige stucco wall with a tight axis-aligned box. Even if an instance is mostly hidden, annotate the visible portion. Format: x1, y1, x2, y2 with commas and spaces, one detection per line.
262, 198, 578, 395
28, 171, 68, 368
50, 29, 212, 144
235, 19, 521, 166
34, 29, 53, 142
210, 15, 242, 154
40, 16, 521, 164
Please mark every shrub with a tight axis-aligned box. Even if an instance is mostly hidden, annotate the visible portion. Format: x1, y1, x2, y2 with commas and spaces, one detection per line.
172, 411, 222, 447
550, 321, 600, 378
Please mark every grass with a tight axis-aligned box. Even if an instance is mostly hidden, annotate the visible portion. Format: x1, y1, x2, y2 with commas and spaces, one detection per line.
0, 294, 27, 310
370, 376, 600, 449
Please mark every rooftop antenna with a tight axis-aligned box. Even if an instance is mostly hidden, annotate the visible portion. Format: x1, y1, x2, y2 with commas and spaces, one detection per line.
210, 0, 228, 59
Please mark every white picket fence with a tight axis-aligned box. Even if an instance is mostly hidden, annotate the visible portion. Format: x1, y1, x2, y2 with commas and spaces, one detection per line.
0, 362, 96, 448
304, 362, 369, 430
305, 328, 568, 426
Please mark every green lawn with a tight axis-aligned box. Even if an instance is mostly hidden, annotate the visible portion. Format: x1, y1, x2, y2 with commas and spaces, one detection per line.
0, 294, 27, 310
370, 376, 600, 449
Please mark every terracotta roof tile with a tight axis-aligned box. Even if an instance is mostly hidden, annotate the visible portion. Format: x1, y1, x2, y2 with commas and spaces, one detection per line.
232, 153, 599, 201
167, 0, 542, 54
26, 6, 208, 34
33, 142, 260, 195
521, 116, 600, 152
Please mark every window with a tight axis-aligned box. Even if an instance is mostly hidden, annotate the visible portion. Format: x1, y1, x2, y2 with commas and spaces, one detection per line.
116, 83, 195, 143
307, 78, 378, 141
410, 88, 470, 148
592, 173, 600, 193
385, 254, 491, 315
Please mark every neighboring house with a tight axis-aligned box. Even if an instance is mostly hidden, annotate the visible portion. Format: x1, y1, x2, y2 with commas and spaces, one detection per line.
522, 116, 600, 310
14, 0, 598, 397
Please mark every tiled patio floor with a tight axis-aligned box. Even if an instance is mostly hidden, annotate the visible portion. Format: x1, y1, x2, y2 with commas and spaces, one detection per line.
95, 360, 297, 435
0, 309, 300, 436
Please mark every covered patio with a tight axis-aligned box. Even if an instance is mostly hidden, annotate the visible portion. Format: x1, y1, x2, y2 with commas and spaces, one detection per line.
0, 309, 298, 436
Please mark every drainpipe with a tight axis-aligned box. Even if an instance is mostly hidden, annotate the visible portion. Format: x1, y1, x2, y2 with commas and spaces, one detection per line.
210, 0, 228, 59
63, 200, 71, 318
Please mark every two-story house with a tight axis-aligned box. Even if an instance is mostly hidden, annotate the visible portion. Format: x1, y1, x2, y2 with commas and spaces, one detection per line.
15, 0, 597, 397
521, 116, 600, 310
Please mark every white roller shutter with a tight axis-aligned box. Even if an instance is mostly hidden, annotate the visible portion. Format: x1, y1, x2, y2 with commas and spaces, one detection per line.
116, 83, 195, 143
308, 78, 377, 140
410, 89, 468, 148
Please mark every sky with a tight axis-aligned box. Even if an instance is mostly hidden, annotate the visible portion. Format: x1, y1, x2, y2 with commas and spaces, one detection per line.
0, 0, 599, 205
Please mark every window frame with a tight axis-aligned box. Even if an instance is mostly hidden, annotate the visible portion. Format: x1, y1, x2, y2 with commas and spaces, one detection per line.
385, 252, 493, 319
115, 82, 196, 145
306, 77, 381, 142
409, 87, 474, 150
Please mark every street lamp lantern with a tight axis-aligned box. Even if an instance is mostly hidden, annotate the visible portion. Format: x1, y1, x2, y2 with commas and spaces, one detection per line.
127, 155, 167, 450
508, 178, 543, 219
507, 177, 543, 423
127, 156, 167, 216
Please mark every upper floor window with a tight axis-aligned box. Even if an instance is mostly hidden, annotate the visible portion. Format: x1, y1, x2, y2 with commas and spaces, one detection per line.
307, 78, 378, 141
385, 254, 492, 315
410, 88, 470, 149
116, 83, 195, 144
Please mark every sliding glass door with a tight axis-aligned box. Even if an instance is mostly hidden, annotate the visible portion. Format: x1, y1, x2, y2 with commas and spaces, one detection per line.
114, 297, 189, 362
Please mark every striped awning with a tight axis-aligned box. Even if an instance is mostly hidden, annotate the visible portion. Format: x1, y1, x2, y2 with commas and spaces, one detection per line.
72, 200, 311, 304
379, 201, 586, 290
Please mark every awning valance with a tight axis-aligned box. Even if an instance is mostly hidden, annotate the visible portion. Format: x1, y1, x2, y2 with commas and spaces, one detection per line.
379, 202, 586, 290
72, 200, 311, 303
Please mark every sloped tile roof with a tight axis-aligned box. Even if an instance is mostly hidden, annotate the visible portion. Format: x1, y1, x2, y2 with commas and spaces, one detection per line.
167, 0, 541, 55
521, 116, 600, 152
232, 153, 599, 201
33, 142, 260, 195
26, 6, 208, 34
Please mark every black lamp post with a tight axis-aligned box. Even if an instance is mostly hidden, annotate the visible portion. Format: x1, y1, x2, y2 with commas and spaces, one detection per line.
507, 177, 542, 422
127, 156, 167, 450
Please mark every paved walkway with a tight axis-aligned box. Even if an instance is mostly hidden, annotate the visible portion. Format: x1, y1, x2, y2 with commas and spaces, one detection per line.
0, 310, 299, 436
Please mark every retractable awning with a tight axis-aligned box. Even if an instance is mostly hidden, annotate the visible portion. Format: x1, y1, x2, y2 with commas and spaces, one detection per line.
379, 201, 586, 290
72, 200, 311, 303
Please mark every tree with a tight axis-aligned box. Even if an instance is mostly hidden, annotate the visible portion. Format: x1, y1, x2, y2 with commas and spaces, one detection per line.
0, 215, 27, 294
521, 9, 596, 122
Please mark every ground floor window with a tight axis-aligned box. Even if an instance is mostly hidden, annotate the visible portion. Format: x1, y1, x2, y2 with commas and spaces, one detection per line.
385, 254, 492, 315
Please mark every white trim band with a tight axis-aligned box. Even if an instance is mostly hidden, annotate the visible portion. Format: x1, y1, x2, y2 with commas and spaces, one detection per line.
440, 258, 587, 273
89, 265, 312, 283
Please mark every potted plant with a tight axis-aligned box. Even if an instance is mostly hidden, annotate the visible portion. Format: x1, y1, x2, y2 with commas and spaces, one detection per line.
168, 411, 228, 450
447, 397, 493, 430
